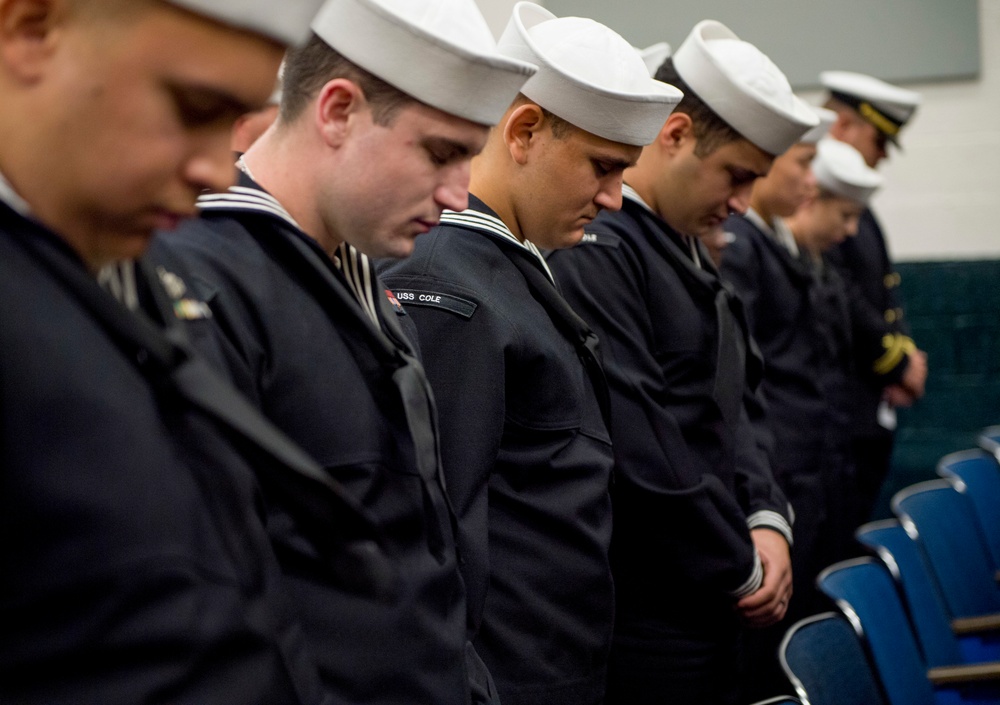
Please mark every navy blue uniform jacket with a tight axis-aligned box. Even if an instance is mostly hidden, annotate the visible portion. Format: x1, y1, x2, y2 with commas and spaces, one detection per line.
379, 196, 614, 705
827, 208, 913, 437
546, 194, 792, 621
721, 214, 857, 596
721, 214, 854, 483
149, 178, 470, 705
0, 201, 385, 704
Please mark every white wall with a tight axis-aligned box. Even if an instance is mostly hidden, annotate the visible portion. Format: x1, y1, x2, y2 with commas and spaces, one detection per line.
801, 0, 1000, 261
476, 0, 1000, 261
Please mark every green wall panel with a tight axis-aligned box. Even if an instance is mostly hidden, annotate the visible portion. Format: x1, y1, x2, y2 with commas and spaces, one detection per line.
874, 260, 1000, 518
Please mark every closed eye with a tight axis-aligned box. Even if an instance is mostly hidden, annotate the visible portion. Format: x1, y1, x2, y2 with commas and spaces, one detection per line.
422, 137, 476, 167
167, 83, 256, 129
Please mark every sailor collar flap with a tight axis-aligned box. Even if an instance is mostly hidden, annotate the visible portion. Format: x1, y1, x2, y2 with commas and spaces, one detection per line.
439, 195, 556, 284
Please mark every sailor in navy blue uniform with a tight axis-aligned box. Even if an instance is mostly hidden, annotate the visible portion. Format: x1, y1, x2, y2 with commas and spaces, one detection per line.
821, 71, 927, 522
150, 2, 535, 704
779, 138, 886, 562
718, 112, 854, 698
0, 1, 391, 703
380, 5, 681, 704
546, 22, 815, 705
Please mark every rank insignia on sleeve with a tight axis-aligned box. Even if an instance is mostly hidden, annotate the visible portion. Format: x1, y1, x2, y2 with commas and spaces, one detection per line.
173, 299, 213, 320
385, 289, 407, 316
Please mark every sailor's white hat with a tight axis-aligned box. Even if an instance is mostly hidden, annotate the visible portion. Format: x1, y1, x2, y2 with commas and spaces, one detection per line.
799, 106, 837, 144
497, 3, 683, 146
813, 138, 883, 204
311, 0, 538, 126
168, 0, 326, 46
673, 20, 818, 156
638, 42, 672, 77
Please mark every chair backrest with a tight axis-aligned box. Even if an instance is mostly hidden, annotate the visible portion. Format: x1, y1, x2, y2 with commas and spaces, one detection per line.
979, 426, 1000, 461
856, 519, 964, 667
892, 480, 1000, 618
779, 611, 887, 705
817, 558, 936, 705
937, 449, 1000, 570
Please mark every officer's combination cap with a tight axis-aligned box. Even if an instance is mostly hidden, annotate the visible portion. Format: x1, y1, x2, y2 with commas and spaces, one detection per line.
813, 138, 883, 204
820, 70, 921, 147
167, 0, 326, 46
311, 0, 537, 127
673, 20, 818, 156
497, 2, 683, 147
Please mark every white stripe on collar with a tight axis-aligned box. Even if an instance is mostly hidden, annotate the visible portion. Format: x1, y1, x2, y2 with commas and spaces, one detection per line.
772, 216, 800, 257
623, 183, 704, 269
439, 208, 556, 284
335, 243, 379, 326
197, 186, 302, 231
746, 208, 799, 257
745, 207, 775, 239
97, 261, 139, 310
622, 183, 654, 214
199, 184, 380, 326
0, 169, 31, 216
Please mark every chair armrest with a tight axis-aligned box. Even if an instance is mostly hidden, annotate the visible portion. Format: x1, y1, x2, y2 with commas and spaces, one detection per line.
928, 662, 1000, 685
953, 613, 1000, 634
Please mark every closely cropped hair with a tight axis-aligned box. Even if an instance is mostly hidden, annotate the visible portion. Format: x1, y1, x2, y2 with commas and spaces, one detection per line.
540, 107, 574, 139
280, 35, 413, 125
654, 58, 744, 157
507, 94, 574, 139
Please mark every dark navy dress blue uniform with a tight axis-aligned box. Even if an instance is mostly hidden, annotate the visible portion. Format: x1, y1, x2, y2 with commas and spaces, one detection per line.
721, 213, 857, 696
827, 207, 914, 521
0, 196, 386, 704
722, 213, 857, 586
546, 188, 792, 705
148, 175, 471, 705
378, 196, 614, 705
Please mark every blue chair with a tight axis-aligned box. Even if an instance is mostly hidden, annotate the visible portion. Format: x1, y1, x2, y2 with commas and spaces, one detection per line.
892, 480, 1000, 618
818, 557, 1000, 705
937, 450, 1000, 570
857, 519, 1000, 665
779, 611, 886, 705
749, 697, 802, 705
979, 426, 1000, 461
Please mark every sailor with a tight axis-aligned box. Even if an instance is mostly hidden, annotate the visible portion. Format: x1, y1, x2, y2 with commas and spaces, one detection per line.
718, 111, 863, 699
546, 20, 815, 705
379, 4, 680, 704
0, 0, 392, 703
149, 1, 535, 703
820, 70, 928, 523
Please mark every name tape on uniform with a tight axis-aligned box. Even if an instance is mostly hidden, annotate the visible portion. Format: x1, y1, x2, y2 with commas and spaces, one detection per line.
391, 289, 478, 319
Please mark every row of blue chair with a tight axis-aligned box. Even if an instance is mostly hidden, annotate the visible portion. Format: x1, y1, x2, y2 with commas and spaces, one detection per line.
778, 430, 1000, 705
